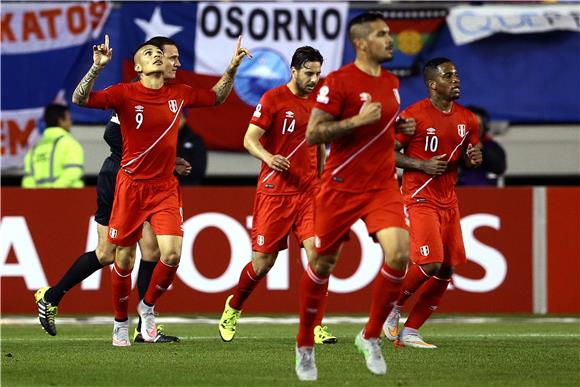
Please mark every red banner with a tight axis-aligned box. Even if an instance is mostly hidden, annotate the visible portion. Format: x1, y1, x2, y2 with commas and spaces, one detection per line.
1, 187, 578, 314
547, 188, 580, 313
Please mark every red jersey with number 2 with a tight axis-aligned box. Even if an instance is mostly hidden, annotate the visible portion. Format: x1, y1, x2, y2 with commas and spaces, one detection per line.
86, 81, 216, 180
314, 64, 401, 193
250, 85, 318, 195
396, 98, 479, 208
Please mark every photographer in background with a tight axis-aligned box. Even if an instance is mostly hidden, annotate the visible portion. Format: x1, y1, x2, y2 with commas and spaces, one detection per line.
458, 105, 506, 186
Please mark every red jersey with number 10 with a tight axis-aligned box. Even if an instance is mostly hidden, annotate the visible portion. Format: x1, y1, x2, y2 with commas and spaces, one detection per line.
314, 64, 400, 193
250, 85, 318, 195
396, 98, 479, 207
86, 81, 216, 180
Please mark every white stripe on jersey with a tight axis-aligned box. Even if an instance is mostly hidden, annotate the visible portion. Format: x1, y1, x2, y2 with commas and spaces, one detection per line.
110, 114, 120, 124
261, 138, 306, 183
331, 110, 399, 176
410, 130, 470, 199
122, 100, 184, 169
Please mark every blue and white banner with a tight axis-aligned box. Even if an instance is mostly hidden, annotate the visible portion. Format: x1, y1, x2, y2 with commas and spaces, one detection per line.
447, 5, 580, 45
194, 2, 348, 106
1, 2, 112, 170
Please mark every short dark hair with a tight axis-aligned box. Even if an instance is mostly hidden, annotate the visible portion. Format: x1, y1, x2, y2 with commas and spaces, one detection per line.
423, 57, 453, 83
133, 40, 164, 57
44, 104, 69, 127
348, 12, 385, 43
146, 36, 177, 50
290, 46, 323, 70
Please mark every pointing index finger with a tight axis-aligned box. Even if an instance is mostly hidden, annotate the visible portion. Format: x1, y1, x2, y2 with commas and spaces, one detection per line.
104, 34, 109, 49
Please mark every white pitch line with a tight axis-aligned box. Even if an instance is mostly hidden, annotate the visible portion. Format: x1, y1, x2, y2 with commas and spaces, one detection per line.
3, 333, 579, 343
2, 316, 579, 326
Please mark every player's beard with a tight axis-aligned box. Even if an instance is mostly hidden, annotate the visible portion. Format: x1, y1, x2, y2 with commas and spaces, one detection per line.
296, 80, 315, 97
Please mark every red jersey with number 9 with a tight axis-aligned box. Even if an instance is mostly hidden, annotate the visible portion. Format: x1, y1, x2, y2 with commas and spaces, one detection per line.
396, 98, 479, 207
250, 85, 318, 195
86, 81, 216, 180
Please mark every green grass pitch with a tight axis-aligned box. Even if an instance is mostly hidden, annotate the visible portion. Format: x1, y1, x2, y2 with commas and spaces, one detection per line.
2, 316, 579, 386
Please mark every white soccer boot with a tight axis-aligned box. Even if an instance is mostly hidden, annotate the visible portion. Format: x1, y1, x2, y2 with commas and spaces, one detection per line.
354, 329, 387, 375
295, 345, 317, 381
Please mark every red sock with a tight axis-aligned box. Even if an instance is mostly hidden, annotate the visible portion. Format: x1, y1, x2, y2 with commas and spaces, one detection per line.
111, 262, 132, 321
229, 261, 262, 310
296, 265, 329, 347
143, 260, 178, 306
395, 263, 431, 307
405, 276, 450, 330
313, 288, 329, 327
364, 263, 406, 339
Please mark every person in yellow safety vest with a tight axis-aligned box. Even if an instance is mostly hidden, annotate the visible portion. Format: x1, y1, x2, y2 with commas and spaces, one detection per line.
22, 104, 85, 188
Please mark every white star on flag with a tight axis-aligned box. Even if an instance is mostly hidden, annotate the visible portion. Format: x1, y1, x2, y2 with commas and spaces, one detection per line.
134, 7, 183, 41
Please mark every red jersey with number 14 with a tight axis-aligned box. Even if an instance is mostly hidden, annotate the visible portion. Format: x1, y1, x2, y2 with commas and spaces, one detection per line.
396, 98, 479, 207
250, 85, 318, 195
314, 64, 400, 193
86, 81, 216, 180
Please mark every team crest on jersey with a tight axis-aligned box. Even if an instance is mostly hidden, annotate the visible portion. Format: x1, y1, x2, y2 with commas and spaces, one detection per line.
359, 92, 371, 102
109, 228, 118, 238
257, 235, 265, 246
457, 124, 466, 137
168, 99, 178, 113
420, 245, 430, 256
393, 89, 400, 104
316, 85, 329, 104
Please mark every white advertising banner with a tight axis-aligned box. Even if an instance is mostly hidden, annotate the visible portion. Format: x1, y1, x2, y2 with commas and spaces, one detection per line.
447, 5, 580, 45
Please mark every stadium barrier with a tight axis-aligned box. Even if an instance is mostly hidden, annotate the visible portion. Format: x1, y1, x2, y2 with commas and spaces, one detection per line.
1, 187, 578, 314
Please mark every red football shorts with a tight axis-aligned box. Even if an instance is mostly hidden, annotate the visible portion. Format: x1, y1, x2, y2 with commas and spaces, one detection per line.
314, 186, 407, 255
251, 190, 315, 253
108, 172, 183, 246
407, 202, 467, 266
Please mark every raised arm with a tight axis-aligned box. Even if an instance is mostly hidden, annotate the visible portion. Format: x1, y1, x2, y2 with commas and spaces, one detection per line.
72, 34, 112, 106
244, 124, 289, 172
305, 101, 382, 145
212, 35, 252, 105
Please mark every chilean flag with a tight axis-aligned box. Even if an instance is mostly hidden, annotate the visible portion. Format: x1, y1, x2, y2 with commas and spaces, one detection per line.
120, 2, 348, 151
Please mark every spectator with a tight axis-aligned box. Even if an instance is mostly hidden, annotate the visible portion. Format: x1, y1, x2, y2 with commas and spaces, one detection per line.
176, 113, 207, 185
458, 105, 506, 186
22, 104, 84, 188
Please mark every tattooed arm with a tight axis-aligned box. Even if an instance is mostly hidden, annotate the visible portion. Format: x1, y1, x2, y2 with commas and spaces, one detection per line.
212, 35, 252, 105
72, 34, 112, 106
212, 65, 238, 106
305, 101, 382, 145
72, 64, 105, 106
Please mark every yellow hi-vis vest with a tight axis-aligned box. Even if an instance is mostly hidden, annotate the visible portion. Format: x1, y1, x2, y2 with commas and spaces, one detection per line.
22, 127, 85, 188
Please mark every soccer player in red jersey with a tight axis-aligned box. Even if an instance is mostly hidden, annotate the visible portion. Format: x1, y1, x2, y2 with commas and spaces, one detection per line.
72, 34, 251, 346
294, 13, 416, 381
384, 57, 483, 349
218, 46, 336, 345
